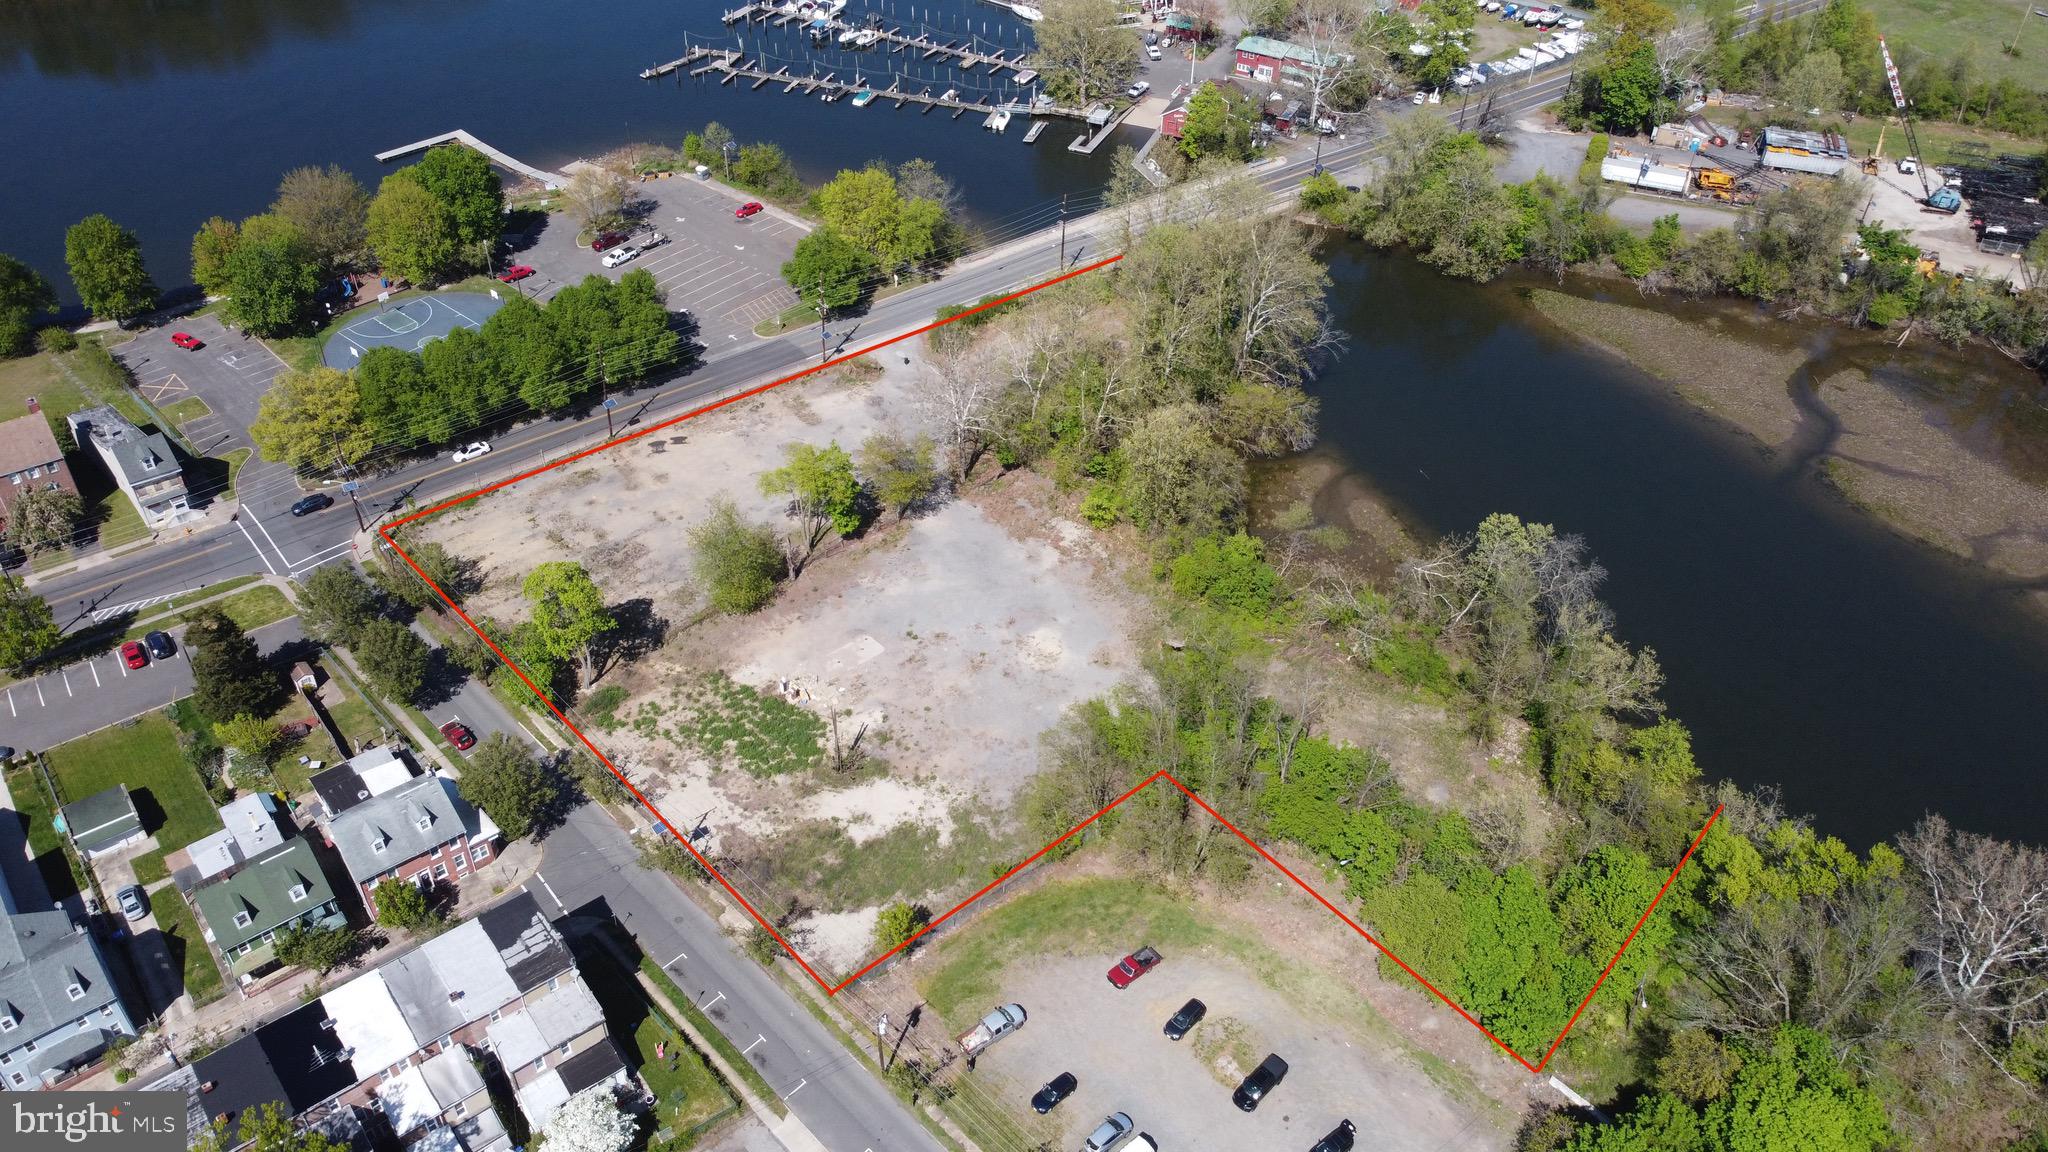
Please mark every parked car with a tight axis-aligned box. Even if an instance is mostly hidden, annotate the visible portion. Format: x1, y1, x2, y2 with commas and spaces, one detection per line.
1148, 43, 1162, 59
120, 641, 148, 670
1232, 1053, 1289, 1112
440, 720, 477, 751
590, 231, 629, 252
1163, 997, 1205, 1040
1107, 945, 1161, 988
735, 201, 765, 218
1029, 1072, 1076, 1114
1083, 1113, 1134, 1152
0, 747, 14, 762
116, 885, 147, 923
642, 230, 669, 247
290, 492, 333, 516
452, 441, 492, 463
170, 331, 204, 350
602, 245, 641, 268
1308, 1119, 1357, 1152
143, 631, 175, 660
956, 1003, 1027, 1056
498, 265, 536, 282
1126, 80, 1151, 99
1134, 1138, 1158, 1151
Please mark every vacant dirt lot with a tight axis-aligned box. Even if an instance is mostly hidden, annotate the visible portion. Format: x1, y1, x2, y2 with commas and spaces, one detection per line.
975, 954, 1501, 1152
420, 348, 1146, 974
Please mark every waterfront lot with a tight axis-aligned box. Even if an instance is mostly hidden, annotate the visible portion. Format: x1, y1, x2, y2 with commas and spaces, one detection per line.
515, 172, 806, 350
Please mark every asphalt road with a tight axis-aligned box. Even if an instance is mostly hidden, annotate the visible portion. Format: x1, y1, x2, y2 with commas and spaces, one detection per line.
5, 617, 304, 754
536, 802, 946, 1152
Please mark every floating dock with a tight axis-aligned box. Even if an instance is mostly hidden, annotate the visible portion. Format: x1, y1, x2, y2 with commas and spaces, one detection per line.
668, 51, 1084, 125
707, 2, 1039, 77
374, 129, 567, 186
1022, 120, 1046, 143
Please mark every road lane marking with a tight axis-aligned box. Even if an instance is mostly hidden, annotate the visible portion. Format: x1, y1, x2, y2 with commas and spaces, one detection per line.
249, 513, 293, 567
6, 688, 14, 717
118, 656, 128, 678
35, 678, 45, 705
665, 950, 688, 968
783, 1078, 805, 1098
235, 519, 279, 575
535, 871, 565, 911
700, 990, 724, 1009
741, 1035, 765, 1055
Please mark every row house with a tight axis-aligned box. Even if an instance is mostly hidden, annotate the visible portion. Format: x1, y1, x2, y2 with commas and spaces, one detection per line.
328, 772, 500, 917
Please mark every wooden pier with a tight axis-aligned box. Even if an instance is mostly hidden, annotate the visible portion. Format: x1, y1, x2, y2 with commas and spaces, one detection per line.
375, 129, 566, 186
1022, 120, 1046, 143
672, 50, 1084, 126
706, 2, 1039, 78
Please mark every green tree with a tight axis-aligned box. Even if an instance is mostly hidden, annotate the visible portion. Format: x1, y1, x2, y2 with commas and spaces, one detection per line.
64, 214, 156, 322
606, 269, 684, 380
353, 346, 438, 446
1118, 404, 1246, 539
1780, 50, 1846, 116
222, 219, 321, 336
1168, 533, 1281, 617
1179, 83, 1255, 162
689, 496, 785, 614
0, 254, 56, 357
353, 617, 431, 704
5, 484, 82, 553
1034, 0, 1140, 103
187, 607, 280, 724
372, 876, 437, 930
271, 164, 371, 270
377, 536, 481, 609
701, 121, 736, 174
857, 431, 941, 519
455, 732, 564, 841
760, 440, 863, 551
366, 172, 458, 285
730, 141, 804, 199
272, 924, 360, 974
874, 901, 932, 952
0, 579, 60, 674
419, 324, 505, 432
1587, 42, 1663, 134
214, 713, 286, 766
407, 145, 504, 270
481, 292, 574, 412
782, 227, 876, 312
250, 366, 372, 470
816, 167, 903, 257
191, 1101, 344, 1152
188, 217, 241, 298
522, 561, 616, 689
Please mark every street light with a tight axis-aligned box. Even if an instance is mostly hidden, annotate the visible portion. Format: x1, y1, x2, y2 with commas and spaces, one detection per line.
342, 481, 366, 533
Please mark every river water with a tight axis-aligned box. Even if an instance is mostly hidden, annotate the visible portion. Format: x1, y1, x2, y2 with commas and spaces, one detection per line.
8, 3, 2046, 847
0, 0, 1113, 304
1301, 241, 2048, 849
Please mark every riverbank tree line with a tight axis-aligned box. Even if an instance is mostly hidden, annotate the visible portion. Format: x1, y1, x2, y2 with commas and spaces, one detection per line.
930, 190, 2048, 1150
248, 269, 682, 470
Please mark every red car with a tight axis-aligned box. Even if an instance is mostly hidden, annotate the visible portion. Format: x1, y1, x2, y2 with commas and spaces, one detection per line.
170, 332, 203, 350
497, 265, 535, 283
439, 720, 477, 751
590, 231, 629, 252
119, 641, 148, 670
1106, 945, 1161, 988
734, 201, 764, 219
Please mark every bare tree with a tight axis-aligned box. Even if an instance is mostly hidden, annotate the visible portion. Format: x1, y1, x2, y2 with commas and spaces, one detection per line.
916, 338, 1007, 480
1305, 563, 1394, 660
1233, 216, 1340, 386
1899, 816, 2048, 1044
1653, 13, 1712, 105
1288, 0, 1369, 134
564, 162, 634, 235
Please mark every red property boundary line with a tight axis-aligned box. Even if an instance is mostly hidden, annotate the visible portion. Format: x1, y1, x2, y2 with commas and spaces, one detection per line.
379, 255, 1721, 1075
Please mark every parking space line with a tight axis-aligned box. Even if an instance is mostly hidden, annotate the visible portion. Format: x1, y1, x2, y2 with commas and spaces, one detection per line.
35, 678, 44, 706
90, 660, 100, 688
6, 687, 13, 716
61, 669, 72, 697
118, 654, 128, 678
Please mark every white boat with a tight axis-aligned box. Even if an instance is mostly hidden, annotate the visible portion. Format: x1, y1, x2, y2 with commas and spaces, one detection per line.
940, 87, 959, 101
854, 28, 879, 45
821, 0, 847, 15
851, 88, 876, 106
1010, 3, 1043, 19
986, 109, 1012, 131
838, 27, 861, 43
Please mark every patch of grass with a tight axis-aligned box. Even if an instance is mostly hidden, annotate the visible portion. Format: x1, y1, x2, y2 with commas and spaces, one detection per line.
130, 851, 169, 886
220, 448, 252, 501
639, 953, 787, 1117
653, 673, 826, 778
0, 352, 79, 424
748, 804, 1015, 913
149, 885, 226, 1007
1188, 1015, 1259, 1087
1866, 0, 2048, 89
580, 684, 630, 732
44, 713, 220, 854
582, 949, 735, 1145
160, 396, 210, 425
3, 764, 87, 901
1839, 114, 2041, 168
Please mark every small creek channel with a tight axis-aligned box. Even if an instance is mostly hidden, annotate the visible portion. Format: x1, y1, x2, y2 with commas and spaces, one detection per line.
1289, 240, 2048, 849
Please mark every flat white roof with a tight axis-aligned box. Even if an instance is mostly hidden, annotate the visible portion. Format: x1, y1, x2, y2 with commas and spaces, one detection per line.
419, 1047, 484, 1108
220, 792, 285, 857
322, 970, 418, 1074
375, 1064, 440, 1136
420, 920, 519, 1023
351, 746, 417, 796
485, 1013, 548, 1073
513, 1071, 569, 1130
186, 827, 242, 880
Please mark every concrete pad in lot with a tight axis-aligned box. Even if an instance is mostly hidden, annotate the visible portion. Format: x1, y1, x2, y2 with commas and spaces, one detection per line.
971, 955, 1496, 1152
511, 175, 805, 349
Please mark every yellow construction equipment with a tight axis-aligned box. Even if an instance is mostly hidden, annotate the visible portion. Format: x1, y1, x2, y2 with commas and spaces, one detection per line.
1695, 168, 1742, 201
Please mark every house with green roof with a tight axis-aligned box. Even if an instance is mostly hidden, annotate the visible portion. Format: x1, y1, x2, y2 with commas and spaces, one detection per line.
58, 785, 144, 861
191, 836, 346, 979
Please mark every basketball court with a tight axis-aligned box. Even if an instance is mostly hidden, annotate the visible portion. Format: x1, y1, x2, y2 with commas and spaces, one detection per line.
322, 293, 504, 368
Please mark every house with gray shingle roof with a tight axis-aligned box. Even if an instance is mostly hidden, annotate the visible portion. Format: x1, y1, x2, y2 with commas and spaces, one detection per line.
65, 405, 194, 527
0, 822, 136, 1091
190, 836, 347, 979
328, 773, 498, 918
59, 784, 145, 860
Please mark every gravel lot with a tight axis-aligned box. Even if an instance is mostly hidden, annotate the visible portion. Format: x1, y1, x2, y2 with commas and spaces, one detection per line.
971, 955, 1499, 1152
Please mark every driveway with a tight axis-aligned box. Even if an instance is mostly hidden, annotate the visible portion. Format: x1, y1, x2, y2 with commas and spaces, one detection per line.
5, 617, 304, 754
971, 955, 1496, 1152
512, 173, 807, 351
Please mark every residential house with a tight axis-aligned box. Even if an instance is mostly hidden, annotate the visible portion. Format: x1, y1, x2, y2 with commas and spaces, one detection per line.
485, 975, 622, 1128
59, 785, 145, 861
65, 405, 193, 528
0, 405, 75, 532
190, 836, 347, 981
184, 792, 290, 882
0, 823, 136, 1090
1232, 35, 1347, 89
328, 773, 499, 917
311, 746, 420, 822
150, 892, 585, 1147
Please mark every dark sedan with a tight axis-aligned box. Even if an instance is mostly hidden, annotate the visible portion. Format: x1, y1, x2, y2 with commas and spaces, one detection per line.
290, 492, 333, 516
1164, 997, 1206, 1041
1029, 1072, 1076, 1115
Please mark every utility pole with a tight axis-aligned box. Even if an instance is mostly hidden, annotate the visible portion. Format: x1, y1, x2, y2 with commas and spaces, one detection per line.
343, 481, 366, 533
877, 1013, 889, 1069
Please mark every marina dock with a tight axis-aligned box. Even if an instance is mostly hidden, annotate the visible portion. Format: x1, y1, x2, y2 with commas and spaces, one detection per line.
708, 2, 1039, 78
375, 129, 566, 186
659, 49, 1088, 126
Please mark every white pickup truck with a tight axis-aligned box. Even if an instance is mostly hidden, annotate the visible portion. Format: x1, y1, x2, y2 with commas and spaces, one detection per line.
956, 1004, 1027, 1056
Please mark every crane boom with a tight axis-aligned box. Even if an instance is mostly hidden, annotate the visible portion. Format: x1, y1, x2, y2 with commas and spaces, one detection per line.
1878, 33, 1943, 204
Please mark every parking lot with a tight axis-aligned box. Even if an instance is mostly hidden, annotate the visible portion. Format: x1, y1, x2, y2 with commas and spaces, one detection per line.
511, 172, 807, 351
113, 314, 299, 511
973, 955, 1494, 1152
